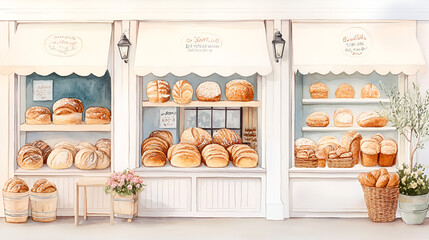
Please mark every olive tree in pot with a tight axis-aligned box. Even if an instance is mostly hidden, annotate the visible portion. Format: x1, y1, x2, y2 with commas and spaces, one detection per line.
381, 83, 429, 224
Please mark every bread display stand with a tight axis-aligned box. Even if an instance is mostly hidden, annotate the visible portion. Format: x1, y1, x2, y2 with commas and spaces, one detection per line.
30, 191, 58, 222
2, 190, 30, 223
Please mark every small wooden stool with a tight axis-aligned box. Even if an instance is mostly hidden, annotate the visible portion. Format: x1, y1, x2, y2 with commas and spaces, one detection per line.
75, 177, 114, 225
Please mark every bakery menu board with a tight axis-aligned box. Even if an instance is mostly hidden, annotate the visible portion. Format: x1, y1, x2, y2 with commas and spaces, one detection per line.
159, 107, 177, 128
33, 80, 53, 101
340, 28, 371, 57
45, 34, 82, 57
184, 33, 222, 53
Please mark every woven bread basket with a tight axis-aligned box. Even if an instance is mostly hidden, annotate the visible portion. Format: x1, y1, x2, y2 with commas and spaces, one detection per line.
361, 184, 399, 222
295, 157, 318, 168
327, 158, 354, 168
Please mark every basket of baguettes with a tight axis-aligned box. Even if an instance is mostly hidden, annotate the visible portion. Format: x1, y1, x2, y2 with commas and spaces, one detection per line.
141, 127, 258, 168
358, 168, 399, 223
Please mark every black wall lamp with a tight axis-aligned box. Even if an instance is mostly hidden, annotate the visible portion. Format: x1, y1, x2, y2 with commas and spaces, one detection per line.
117, 34, 131, 63
272, 31, 286, 62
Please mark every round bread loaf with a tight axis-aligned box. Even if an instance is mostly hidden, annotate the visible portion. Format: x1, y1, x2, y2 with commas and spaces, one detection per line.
168, 143, 201, 168
335, 83, 355, 98
213, 128, 242, 149
357, 111, 388, 127
173, 80, 193, 104
142, 149, 167, 167
305, 112, 330, 127
85, 107, 111, 124
52, 98, 83, 124
76, 142, 97, 152
25, 106, 51, 125
181, 127, 212, 151
361, 83, 380, 98
294, 138, 317, 153
309, 82, 329, 99
227, 144, 258, 168
147, 80, 170, 103
17, 145, 43, 170
47, 148, 73, 169
201, 144, 229, 168
31, 179, 57, 193
196, 81, 221, 101
96, 139, 111, 157
94, 150, 111, 169
334, 108, 353, 127
149, 130, 173, 147
54, 141, 77, 158
31, 140, 52, 164
225, 79, 254, 102
3, 178, 29, 193
75, 148, 98, 170
141, 136, 169, 167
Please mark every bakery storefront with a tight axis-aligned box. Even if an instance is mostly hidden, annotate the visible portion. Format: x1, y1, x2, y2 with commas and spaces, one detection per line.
288, 21, 426, 217
0, 22, 119, 216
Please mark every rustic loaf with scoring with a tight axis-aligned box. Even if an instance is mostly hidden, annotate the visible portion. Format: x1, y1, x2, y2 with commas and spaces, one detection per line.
305, 112, 330, 127
31, 179, 57, 193
85, 107, 111, 124
47, 147, 74, 169
167, 143, 201, 168
17, 145, 44, 170
213, 128, 242, 149
147, 80, 171, 103
225, 79, 254, 102
3, 178, 29, 193
173, 80, 193, 104
201, 144, 229, 168
181, 127, 212, 151
227, 144, 258, 168
52, 98, 83, 124
25, 106, 51, 125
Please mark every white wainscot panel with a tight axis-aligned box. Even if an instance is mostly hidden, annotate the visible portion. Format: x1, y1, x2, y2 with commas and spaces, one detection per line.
290, 178, 367, 215
197, 177, 261, 212
139, 177, 191, 212
20, 176, 110, 216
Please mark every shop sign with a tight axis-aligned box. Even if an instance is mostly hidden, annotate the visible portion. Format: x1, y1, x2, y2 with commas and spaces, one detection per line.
45, 34, 82, 57
159, 107, 177, 128
33, 80, 53, 101
184, 33, 222, 53
340, 28, 371, 57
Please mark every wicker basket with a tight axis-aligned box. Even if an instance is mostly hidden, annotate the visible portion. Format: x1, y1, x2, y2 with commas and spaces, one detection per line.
295, 157, 318, 168
327, 158, 354, 168
361, 185, 399, 222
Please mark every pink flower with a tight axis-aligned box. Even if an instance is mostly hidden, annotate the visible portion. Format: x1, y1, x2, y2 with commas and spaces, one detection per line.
138, 178, 143, 184
127, 185, 133, 190
119, 180, 125, 187
132, 177, 139, 184
111, 182, 118, 188
136, 184, 141, 189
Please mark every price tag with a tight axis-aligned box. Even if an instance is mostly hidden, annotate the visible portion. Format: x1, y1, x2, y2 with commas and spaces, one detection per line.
33, 80, 53, 101
159, 107, 177, 129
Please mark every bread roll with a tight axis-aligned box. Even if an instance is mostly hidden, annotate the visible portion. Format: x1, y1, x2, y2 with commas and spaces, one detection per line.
47, 148, 73, 169
379, 139, 397, 167
294, 138, 317, 153
387, 173, 400, 187
3, 178, 29, 193
173, 80, 193, 104
75, 148, 98, 170
168, 143, 201, 168
305, 112, 329, 127
149, 130, 173, 147
370, 169, 381, 180
147, 80, 170, 103
85, 107, 111, 124
94, 150, 110, 169
213, 128, 242, 149
341, 131, 362, 165
225, 80, 254, 102
380, 168, 389, 176
95, 139, 111, 157
52, 98, 83, 124
371, 134, 384, 144
334, 108, 353, 127
54, 141, 77, 158
196, 81, 221, 101
25, 106, 51, 125
181, 127, 212, 151
201, 144, 229, 168
357, 111, 388, 127
360, 138, 380, 167
31, 179, 57, 193
142, 149, 167, 167
361, 83, 380, 98
335, 83, 355, 98
376, 174, 389, 188
76, 142, 97, 152
309, 82, 328, 99
31, 140, 52, 164
227, 144, 258, 168
17, 145, 43, 170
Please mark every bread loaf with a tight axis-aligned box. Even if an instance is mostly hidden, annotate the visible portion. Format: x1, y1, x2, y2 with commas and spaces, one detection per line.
149, 130, 173, 147
85, 107, 111, 124
225, 79, 254, 102
147, 80, 170, 103
387, 173, 400, 187
335, 83, 355, 98
361, 84, 380, 98
25, 106, 51, 125
305, 112, 329, 127
316, 136, 340, 167
359, 169, 399, 188
47, 148, 73, 169
95, 139, 111, 157
76, 142, 97, 152
53, 141, 77, 158
52, 98, 83, 124
17, 145, 43, 170
3, 178, 29, 193
31, 179, 57, 193
31, 140, 52, 164
360, 138, 380, 167
201, 144, 229, 168
173, 80, 193, 104
357, 111, 388, 127
294, 138, 317, 153
341, 131, 362, 165
141, 136, 168, 167
334, 108, 353, 127
196, 81, 221, 101
309, 82, 328, 99
181, 127, 212, 151
379, 139, 397, 167
213, 128, 242, 149
371, 134, 384, 144
94, 150, 110, 169
141, 137, 169, 154
75, 148, 98, 170
227, 144, 258, 168
168, 143, 201, 168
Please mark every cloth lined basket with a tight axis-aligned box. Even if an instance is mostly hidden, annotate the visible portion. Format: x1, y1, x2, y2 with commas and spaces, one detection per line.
361, 184, 399, 222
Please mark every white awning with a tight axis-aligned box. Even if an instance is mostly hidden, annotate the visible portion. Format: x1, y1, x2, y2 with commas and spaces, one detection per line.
1, 23, 112, 77
134, 21, 272, 77
292, 21, 426, 75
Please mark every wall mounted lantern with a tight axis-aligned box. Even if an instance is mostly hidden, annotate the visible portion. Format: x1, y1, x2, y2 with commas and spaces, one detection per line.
117, 34, 132, 63
272, 31, 286, 62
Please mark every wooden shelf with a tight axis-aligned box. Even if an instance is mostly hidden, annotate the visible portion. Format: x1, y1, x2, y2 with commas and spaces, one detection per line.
20, 123, 111, 132
142, 100, 261, 108
289, 165, 397, 174
302, 126, 396, 132
15, 165, 111, 176
302, 99, 390, 105
135, 161, 266, 173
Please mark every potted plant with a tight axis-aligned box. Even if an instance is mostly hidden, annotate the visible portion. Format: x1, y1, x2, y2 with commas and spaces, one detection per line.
105, 169, 145, 222
381, 83, 429, 224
